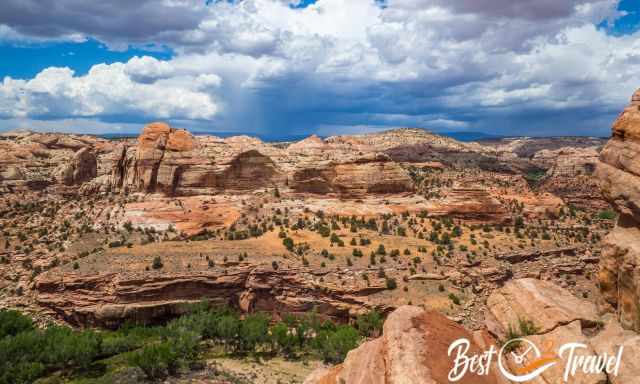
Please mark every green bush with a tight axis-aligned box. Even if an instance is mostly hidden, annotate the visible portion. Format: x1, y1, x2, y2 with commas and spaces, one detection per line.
503, 317, 540, 352
152, 256, 163, 269
271, 322, 297, 357
0, 309, 34, 338
356, 310, 384, 337
238, 313, 270, 353
128, 342, 179, 380
312, 325, 360, 364
598, 210, 617, 220
0, 324, 101, 384
385, 278, 397, 290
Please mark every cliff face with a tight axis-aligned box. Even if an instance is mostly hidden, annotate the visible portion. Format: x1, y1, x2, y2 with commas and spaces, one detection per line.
0, 130, 112, 193
536, 147, 609, 210
596, 89, 640, 330
103, 124, 419, 197
1, 122, 609, 204
109, 122, 285, 195
35, 267, 388, 328
291, 155, 415, 197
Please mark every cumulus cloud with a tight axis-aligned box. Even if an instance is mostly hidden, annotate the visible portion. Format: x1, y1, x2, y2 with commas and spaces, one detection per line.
0, 61, 219, 120
0, 0, 638, 136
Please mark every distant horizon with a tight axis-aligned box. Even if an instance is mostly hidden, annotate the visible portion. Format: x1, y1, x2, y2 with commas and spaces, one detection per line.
1, 125, 609, 143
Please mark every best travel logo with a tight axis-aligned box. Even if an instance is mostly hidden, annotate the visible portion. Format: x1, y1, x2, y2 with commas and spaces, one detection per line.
447, 337, 624, 382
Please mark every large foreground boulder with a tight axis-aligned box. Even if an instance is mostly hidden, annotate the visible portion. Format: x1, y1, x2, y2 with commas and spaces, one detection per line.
486, 278, 638, 384
305, 306, 501, 384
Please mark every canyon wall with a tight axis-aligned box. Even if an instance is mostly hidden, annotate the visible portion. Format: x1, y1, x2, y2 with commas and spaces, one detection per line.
597, 88, 640, 331
35, 266, 389, 328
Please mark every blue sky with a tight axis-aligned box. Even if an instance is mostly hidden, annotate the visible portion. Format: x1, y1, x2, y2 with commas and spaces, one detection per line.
0, 40, 172, 80
601, 0, 640, 34
0, 0, 639, 137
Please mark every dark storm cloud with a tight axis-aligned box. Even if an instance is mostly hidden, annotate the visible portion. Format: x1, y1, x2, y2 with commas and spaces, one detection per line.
429, 0, 606, 20
0, 0, 206, 45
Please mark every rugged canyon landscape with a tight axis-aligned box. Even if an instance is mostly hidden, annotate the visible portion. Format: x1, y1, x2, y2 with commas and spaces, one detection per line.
1, 89, 640, 383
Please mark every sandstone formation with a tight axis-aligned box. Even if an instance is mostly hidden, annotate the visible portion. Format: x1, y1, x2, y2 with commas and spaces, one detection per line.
57, 147, 97, 185
303, 278, 640, 383
0, 130, 113, 193
109, 122, 283, 195
305, 306, 501, 384
485, 278, 600, 338
35, 267, 388, 328
485, 278, 630, 384
429, 187, 510, 223
0, 122, 607, 212
536, 147, 608, 210
291, 155, 414, 197
596, 88, 640, 331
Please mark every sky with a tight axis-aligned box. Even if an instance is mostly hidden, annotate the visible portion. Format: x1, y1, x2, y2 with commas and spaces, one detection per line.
0, 0, 639, 138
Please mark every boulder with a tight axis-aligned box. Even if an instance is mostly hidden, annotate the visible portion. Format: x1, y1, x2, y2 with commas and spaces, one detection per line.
305, 306, 501, 384
486, 279, 608, 384
485, 278, 599, 338
589, 315, 640, 384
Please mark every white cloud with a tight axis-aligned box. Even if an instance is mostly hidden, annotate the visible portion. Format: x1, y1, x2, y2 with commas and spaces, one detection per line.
0, 0, 638, 136
0, 61, 219, 120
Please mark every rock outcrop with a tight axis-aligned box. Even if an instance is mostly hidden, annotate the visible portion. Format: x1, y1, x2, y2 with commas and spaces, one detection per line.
291, 155, 414, 197
0, 130, 110, 193
486, 279, 624, 384
305, 278, 640, 384
57, 147, 97, 185
536, 147, 608, 210
35, 267, 388, 328
430, 188, 510, 223
110, 122, 285, 196
485, 278, 600, 338
305, 306, 501, 384
596, 88, 640, 331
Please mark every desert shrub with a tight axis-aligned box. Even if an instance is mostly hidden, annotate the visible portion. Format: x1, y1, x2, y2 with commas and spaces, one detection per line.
448, 293, 461, 305
356, 310, 384, 337
503, 317, 539, 352
385, 277, 397, 290
282, 237, 294, 251
108, 240, 123, 248
598, 210, 617, 220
